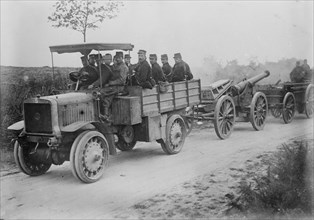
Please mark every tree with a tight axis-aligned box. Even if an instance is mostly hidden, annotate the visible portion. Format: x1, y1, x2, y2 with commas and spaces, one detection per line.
48, 0, 123, 42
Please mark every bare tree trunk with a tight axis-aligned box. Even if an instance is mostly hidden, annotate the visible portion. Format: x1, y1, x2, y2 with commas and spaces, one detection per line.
83, 31, 86, 42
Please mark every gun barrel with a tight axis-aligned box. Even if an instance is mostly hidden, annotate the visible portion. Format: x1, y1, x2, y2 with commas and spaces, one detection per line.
234, 70, 270, 93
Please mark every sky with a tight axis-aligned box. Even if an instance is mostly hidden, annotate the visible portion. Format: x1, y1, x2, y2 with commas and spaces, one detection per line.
0, 0, 313, 69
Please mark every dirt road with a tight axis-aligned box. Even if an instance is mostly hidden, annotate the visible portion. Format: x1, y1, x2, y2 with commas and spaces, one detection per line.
1, 116, 313, 219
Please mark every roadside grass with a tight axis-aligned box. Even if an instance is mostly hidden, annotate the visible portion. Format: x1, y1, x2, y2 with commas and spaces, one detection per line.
227, 139, 313, 218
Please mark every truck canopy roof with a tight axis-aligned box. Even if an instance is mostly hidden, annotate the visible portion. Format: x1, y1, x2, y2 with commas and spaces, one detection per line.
49, 43, 134, 55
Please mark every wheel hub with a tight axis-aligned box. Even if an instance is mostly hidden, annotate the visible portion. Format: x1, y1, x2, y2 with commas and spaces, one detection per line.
120, 126, 134, 144
84, 140, 103, 172
170, 122, 182, 146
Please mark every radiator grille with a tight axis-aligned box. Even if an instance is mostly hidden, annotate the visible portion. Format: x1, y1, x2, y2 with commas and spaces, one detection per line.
61, 102, 95, 126
24, 103, 52, 134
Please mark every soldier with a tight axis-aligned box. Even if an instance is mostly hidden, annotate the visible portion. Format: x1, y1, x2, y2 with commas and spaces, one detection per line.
290, 61, 306, 83
171, 53, 193, 82
149, 54, 166, 83
124, 54, 132, 67
88, 54, 97, 67
99, 52, 128, 122
70, 56, 99, 90
302, 59, 312, 80
132, 49, 155, 89
91, 53, 113, 88
161, 54, 172, 82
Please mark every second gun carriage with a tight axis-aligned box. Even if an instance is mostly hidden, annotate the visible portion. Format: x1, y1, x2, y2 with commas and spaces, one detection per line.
256, 81, 313, 123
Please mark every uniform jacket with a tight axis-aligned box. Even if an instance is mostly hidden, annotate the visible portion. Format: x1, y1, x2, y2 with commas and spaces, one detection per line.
162, 62, 172, 76
133, 60, 154, 88
151, 62, 166, 83
109, 62, 128, 86
290, 66, 306, 83
93, 64, 113, 87
172, 61, 193, 82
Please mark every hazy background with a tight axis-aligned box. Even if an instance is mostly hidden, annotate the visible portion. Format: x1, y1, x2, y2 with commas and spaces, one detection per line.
1, 1, 313, 69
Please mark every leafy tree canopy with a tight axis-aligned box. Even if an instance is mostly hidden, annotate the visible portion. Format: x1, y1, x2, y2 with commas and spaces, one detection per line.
48, 0, 123, 42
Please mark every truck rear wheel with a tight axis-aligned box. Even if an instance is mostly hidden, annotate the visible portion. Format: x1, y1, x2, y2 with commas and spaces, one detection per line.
14, 141, 51, 176
70, 131, 109, 183
160, 114, 187, 155
115, 125, 137, 151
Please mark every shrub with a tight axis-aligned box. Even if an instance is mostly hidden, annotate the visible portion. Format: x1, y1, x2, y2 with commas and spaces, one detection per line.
232, 141, 312, 216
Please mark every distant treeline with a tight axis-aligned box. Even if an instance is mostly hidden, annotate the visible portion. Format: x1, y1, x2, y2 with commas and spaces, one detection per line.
193, 57, 312, 86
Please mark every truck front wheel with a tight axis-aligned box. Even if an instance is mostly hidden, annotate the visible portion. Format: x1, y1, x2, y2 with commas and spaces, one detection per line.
14, 141, 52, 176
70, 131, 109, 183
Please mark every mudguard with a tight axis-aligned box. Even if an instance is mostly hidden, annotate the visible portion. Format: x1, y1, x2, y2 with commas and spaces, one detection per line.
92, 122, 117, 156
7, 121, 24, 131
61, 121, 95, 132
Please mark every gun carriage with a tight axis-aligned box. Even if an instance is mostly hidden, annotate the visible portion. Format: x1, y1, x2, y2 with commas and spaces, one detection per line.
8, 43, 201, 183
256, 81, 313, 123
186, 71, 270, 139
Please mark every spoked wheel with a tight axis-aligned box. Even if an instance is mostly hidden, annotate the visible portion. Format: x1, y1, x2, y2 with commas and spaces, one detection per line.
214, 95, 235, 139
282, 92, 296, 124
305, 84, 314, 118
14, 141, 52, 176
70, 130, 109, 183
115, 125, 137, 151
160, 114, 187, 155
250, 92, 268, 130
182, 106, 194, 136
270, 108, 282, 118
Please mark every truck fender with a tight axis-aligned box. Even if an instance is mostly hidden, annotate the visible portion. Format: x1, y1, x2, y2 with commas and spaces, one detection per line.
61, 121, 95, 132
7, 120, 24, 131
92, 122, 117, 156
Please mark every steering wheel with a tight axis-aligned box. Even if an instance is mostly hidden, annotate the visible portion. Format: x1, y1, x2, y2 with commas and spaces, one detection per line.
69, 71, 89, 82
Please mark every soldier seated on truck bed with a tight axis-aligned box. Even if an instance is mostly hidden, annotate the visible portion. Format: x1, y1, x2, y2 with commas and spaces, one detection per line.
171, 53, 193, 82
99, 52, 129, 122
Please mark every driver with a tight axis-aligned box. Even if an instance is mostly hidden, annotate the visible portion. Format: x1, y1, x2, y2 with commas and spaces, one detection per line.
69, 56, 99, 90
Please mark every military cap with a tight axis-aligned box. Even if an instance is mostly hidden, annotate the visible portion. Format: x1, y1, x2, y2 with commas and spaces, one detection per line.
93, 53, 103, 59
174, 53, 182, 59
104, 53, 112, 58
138, 49, 147, 55
125, 54, 131, 59
149, 54, 157, 59
115, 51, 124, 58
161, 54, 168, 59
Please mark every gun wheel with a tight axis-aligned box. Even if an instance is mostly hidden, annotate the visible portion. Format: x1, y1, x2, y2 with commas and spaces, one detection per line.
305, 84, 314, 118
270, 108, 282, 118
250, 92, 268, 130
214, 95, 235, 139
160, 114, 187, 155
282, 92, 296, 124
70, 131, 109, 183
115, 125, 137, 151
14, 141, 51, 176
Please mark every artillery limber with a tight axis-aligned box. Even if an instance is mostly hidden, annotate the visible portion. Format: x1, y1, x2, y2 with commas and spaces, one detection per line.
257, 81, 313, 123
188, 71, 270, 139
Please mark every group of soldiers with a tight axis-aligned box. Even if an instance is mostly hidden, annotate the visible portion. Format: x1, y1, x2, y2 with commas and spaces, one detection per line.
290, 59, 312, 83
73, 49, 194, 122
